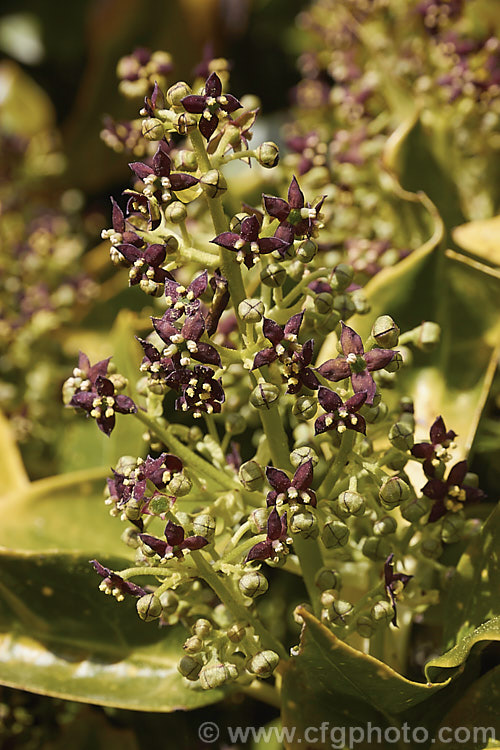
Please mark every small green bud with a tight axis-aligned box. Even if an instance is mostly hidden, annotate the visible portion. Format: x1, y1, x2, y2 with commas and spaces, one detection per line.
229, 212, 249, 233
260, 263, 286, 287
320, 589, 336, 608
315, 568, 341, 591
400, 495, 432, 522
356, 615, 376, 638
136, 593, 162, 621
164, 472, 191, 497
121, 526, 140, 548
238, 298, 265, 322
142, 118, 165, 140
464, 472, 479, 488
315, 292, 334, 315
239, 572, 268, 598
416, 321, 441, 351
292, 395, 318, 421
290, 446, 319, 468
239, 460, 265, 491
247, 650, 280, 678
385, 450, 409, 471
389, 422, 414, 452
168, 81, 192, 106
290, 509, 318, 539
441, 512, 466, 544
297, 239, 318, 263
115, 455, 137, 474
175, 112, 198, 134
200, 169, 227, 198
420, 537, 443, 559
199, 662, 237, 689
327, 599, 353, 624
331, 263, 354, 291
165, 201, 187, 223
149, 495, 171, 515
384, 352, 403, 372
125, 497, 143, 522
362, 401, 388, 424
183, 635, 203, 653
371, 599, 394, 624
351, 289, 370, 315
227, 622, 247, 643
224, 413, 247, 435
177, 655, 202, 680
379, 477, 410, 508
159, 590, 178, 615
250, 507, 268, 533
192, 514, 216, 541
332, 293, 356, 319
175, 149, 198, 171
371, 315, 400, 348
192, 618, 212, 638
373, 516, 398, 536
321, 519, 350, 548
255, 141, 280, 168
337, 491, 365, 516
362, 536, 391, 561
250, 382, 280, 409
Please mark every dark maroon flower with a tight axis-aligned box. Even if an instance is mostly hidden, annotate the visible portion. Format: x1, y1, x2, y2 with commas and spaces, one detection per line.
164, 271, 208, 319
137, 337, 180, 389
315, 388, 366, 435
263, 176, 325, 246
208, 107, 259, 158
411, 416, 457, 476
266, 459, 316, 508
166, 365, 225, 417
152, 309, 221, 367
112, 453, 183, 508
246, 509, 289, 562
316, 322, 396, 405
73, 351, 111, 389
211, 214, 287, 268
422, 460, 486, 523
90, 559, 146, 600
181, 72, 241, 140
384, 554, 412, 627
70, 375, 137, 436
101, 197, 142, 253
140, 520, 208, 560
119, 242, 173, 295
128, 140, 198, 202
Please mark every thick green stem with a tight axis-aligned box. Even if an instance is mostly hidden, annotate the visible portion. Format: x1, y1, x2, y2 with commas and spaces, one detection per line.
318, 431, 356, 499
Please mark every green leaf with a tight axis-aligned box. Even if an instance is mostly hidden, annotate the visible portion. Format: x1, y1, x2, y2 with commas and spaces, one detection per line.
0, 550, 224, 711
425, 618, 500, 683
453, 215, 500, 268
0, 410, 29, 494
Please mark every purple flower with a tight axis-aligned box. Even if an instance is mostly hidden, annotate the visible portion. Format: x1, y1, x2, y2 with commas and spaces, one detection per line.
411, 416, 457, 476
384, 554, 412, 627
137, 336, 180, 389
422, 460, 486, 523
211, 214, 287, 268
181, 72, 242, 140
139, 520, 208, 560
73, 351, 111, 388
128, 140, 198, 202
316, 322, 396, 405
314, 387, 367, 435
246, 509, 289, 562
119, 242, 173, 295
101, 197, 142, 254
90, 559, 146, 600
266, 459, 316, 508
70, 375, 137, 436
263, 176, 325, 247
108, 453, 184, 510
166, 364, 225, 418
152, 309, 221, 367
164, 271, 208, 319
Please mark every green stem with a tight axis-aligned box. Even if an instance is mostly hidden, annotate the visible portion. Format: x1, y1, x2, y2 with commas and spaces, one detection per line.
241, 680, 281, 709
13, 466, 109, 502
318, 431, 356, 499
258, 407, 291, 470
279, 268, 331, 308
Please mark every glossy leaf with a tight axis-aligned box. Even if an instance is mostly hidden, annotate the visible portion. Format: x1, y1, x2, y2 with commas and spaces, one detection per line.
0, 410, 29, 494
425, 617, 500, 683
0, 550, 225, 711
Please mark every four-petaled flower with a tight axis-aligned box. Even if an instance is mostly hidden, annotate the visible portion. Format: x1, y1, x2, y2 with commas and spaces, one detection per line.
263, 175, 324, 247
119, 242, 173, 295
108, 453, 183, 510
91, 559, 146, 600
314, 387, 367, 435
70, 375, 137, 436
139, 520, 208, 559
181, 72, 242, 140
384, 554, 412, 627
411, 415, 457, 476
316, 321, 396, 405
166, 364, 225, 417
246, 509, 290, 562
211, 215, 287, 268
128, 140, 198, 203
164, 271, 208, 319
101, 197, 142, 256
152, 308, 221, 367
266, 459, 317, 508
69, 351, 111, 392
422, 460, 486, 523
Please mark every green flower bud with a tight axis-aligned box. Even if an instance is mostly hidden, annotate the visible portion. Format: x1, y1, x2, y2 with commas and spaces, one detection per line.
292, 395, 318, 421
165, 201, 188, 223
121, 526, 140, 548
250, 382, 280, 409
389, 422, 414, 452
358, 437, 374, 456
332, 293, 356, 319
175, 149, 198, 171
177, 655, 202, 680
139, 278, 164, 297
420, 537, 443, 559
247, 650, 280, 678
147, 379, 168, 395
321, 519, 350, 548
351, 289, 370, 315
166, 472, 192, 497
385, 450, 409, 471
125, 497, 143, 522
137, 593, 162, 621
362, 536, 391, 561
384, 352, 403, 373
315, 292, 334, 315
115, 455, 137, 474
373, 515, 398, 536
229, 212, 249, 233
239, 571, 268, 598
371, 599, 393, 624
192, 618, 212, 638
441, 512, 466, 544
416, 321, 440, 351
331, 264, 354, 291
290, 446, 319, 468
159, 590, 179, 615
464, 472, 479, 488
320, 589, 336, 608
149, 495, 170, 515
255, 141, 280, 168
200, 169, 227, 198
183, 635, 203, 653
192, 514, 216, 541
224, 413, 246, 436
373, 369, 397, 388
356, 615, 376, 638
297, 239, 318, 263
260, 263, 286, 287
109, 373, 128, 392
142, 118, 165, 140
371, 315, 400, 348
199, 662, 237, 689
227, 622, 247, 643
250, 507, 268, 533
379, 477, 410, 509
175, 112, 198, 134
315, 568, 341, 591
290, 509, 318, 539
400, 495, 432, 522
238, 298, 265, 322
239, 460, 265, 491
327, 599, 353, 624
337, 491, 365, 516
168, 81, 192, 106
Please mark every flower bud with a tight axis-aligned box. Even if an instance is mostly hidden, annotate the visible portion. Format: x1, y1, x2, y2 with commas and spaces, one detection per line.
331, 263, 354, 291
315, 568, 341, 591
400, 495, 432, 522
420, 537, 443, 559
260, 263, 286, 287
125, 497, 143, 522
362, 536, 391, 561
165, 201, 188, 223
292, 395, 318, 421
371, 599, 393, 624
290, 509, 318, 539
337, 491, 365, 516
166, 472, 192, 497
320, 589, 336, 608
356, 615, 376, 638
229, 212, 249, 233
142, 118, 165, 140
159, 590, 179, 615
384, 352, 403, 373
137, 593, 162, 621
168, 81, 192, 106
175, 112, 198, 134
238, 298, 265, 323
175, 149, 198, 171
250, 382, 280, 409
315, 292, 334, 315
441, 512, 465, 544
183, 635, 203, 653
239, 460, 266, 492
297, 239, 318, 263
239, 571, 268, 598
200, 169, 227, 198
290, 446, 319, 468
416, 321, 440, 351
373, 516, 397, 536
121, 526, 141, 548
333, 293, 356, 318
250, 507, 268, 533
225, 413, 247, 435
389, 422, 414, 452
361, 401, 388, 424
379, 477, 410, 509
177, 655, 202, 680
192, 618, 212, 638
247, 650, 280, 678
371, 315, 400, 348
192, 514, 216, 541
255, 141, 280, 168
199, 662, 237, 689
385, 450, 409, 471
326, 599, 353, 624
321, 519, 350, 548
227, 622, 247, 643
